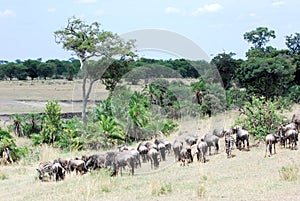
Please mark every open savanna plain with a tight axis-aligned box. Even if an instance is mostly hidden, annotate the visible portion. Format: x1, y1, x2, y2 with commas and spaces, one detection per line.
0, 80, 300, 201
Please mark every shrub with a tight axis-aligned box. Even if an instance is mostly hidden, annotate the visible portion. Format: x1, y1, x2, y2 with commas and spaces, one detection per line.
33, 100, 62, 145
0, 128, 29, 162
151, 180, 172, 196
234, 96, 284, 140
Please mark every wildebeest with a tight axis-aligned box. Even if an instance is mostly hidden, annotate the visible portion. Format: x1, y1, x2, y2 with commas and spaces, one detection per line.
202, 133, 219, 155
67, 159, 88, 175
157, 142, 166, 161
137, 142, 149, 163
36, 161, 53, 181
179, 147, 193, 166
173, 140, 183, 162
53, 158, 69, 173
52, 162, 65, 181
213, 128, 229, 138
122, 149, 141, 168
105, 151, 135, 176
114, 152, 135, 176
277, 125, 298, 150
225, 135, 235, 158
147, 148, 159, 169
154, 138, 172, 155
264, 133, 280, 157
85, 154, 106, 170
197, 139, 208, 163
232, 127, 249, 151
185, 135, 198, 146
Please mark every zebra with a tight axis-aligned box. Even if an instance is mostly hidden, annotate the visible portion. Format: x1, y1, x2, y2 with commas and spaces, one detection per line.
225, 135, 235, 158
36, 161, 53, 181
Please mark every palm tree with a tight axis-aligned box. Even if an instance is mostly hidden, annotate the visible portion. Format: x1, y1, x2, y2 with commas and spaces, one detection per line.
12, 114, 24, 137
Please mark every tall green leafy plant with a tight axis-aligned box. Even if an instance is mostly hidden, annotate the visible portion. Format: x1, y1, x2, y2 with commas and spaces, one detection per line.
32, 100, 62, 145
234, 96, 284, 139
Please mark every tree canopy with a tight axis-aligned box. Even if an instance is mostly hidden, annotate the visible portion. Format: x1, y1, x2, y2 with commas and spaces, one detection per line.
54, 16, 135, 123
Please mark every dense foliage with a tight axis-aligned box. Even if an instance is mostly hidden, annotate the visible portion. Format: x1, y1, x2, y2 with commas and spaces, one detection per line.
0, 129, 28, 162
234, 96, 285, 140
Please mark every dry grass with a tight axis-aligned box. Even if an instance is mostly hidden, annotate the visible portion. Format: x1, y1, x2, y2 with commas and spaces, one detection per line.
0, 79, 109, 114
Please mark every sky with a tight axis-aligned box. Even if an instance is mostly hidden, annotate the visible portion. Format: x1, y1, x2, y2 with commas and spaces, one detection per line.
1, 0, 300, 62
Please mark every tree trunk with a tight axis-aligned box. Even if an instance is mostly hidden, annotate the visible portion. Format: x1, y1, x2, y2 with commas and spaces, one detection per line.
82, 75, 97, 124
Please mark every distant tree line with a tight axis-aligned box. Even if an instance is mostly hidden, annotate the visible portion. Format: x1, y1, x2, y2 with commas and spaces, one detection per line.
0, 58, 81, 81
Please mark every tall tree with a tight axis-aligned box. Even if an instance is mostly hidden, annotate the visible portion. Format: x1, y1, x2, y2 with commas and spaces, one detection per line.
243, 27, 276, 50
236, 55, 295, 98
211, 52, 242, 89
286, 33, 300, 55
54, 16, 135, 123
37, 62, 54, 80
285, 33, 300, 84
23, 59, 41, 80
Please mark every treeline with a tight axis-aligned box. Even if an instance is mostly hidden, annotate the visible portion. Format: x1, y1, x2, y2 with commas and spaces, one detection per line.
0, 58, 81, 81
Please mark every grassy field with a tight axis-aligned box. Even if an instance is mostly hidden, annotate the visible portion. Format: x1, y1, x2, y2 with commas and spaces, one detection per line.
0, 80, 300, 201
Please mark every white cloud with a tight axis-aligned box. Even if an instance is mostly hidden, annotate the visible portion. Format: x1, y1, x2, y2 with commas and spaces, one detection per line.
47, 8, 56, 13
165, 6, 181, 14
192, 3, 223, 15
249, 13, 257, 17
74, 0, 97, 4
0, 9, 16, 18
271, 1, 285, 6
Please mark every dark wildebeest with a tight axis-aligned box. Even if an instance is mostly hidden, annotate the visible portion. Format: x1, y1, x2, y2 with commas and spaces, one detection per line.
202, 133, 219, 155
85, 154, 106, 170
179, 147, 193, 166
105, 151, 135, 176
157, 143, 166, 161
122, 149, 141, 168
147, 148, 159, 169
264, 133, 280, 157
114, 152, 135, 176
232, 127, 249, 151
277, 125, 298, 150
137, 142, 149, 163
185, 135, 198, 146
173, 140, 183, 162
53, 158, 69, 173
154, 138, 172, 156
52, 162, 65, 181
197, 139, 208, 163
213, 129, 227, 138
67, 159, 88, 175
225, 134, 235, 158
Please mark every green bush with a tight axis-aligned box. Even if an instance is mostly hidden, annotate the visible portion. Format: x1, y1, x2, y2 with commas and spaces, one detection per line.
0, 128, 29, 162
234, 96, 284, 139
34, 100, 63, 145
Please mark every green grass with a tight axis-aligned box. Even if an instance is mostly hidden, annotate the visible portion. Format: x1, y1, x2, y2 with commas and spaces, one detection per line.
279, 162, 299, 182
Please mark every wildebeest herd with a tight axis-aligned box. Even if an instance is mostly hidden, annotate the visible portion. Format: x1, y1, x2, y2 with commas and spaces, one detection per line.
35, 116, 299, 182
